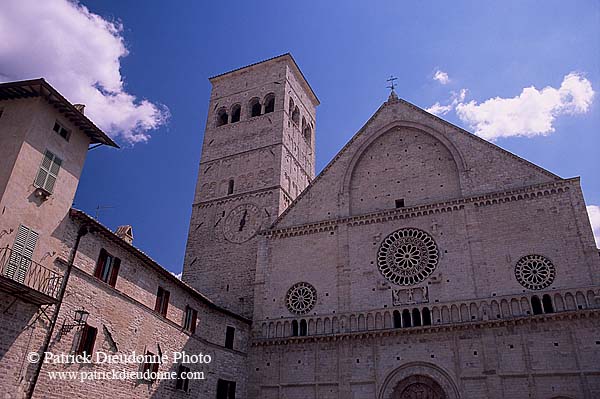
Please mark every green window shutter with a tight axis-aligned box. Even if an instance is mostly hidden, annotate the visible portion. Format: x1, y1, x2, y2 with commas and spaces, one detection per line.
6, 225, 38, 283
34, 150, 62, 194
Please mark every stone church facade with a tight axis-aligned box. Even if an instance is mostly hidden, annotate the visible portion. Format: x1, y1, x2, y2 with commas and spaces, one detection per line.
0, 54, 599, 399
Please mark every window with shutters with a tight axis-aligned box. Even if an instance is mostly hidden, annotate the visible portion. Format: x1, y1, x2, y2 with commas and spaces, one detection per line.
175, 365, 190, 391
155, 287, 170, 317
34, 150, 62, 194
5, 225, 38, 284
52, 121, 70, 141
93, 249, 120, 287
141, 350, 160, 381
74, 324, 97, 358
183, 306, 197, 333
216, 379, 236, 399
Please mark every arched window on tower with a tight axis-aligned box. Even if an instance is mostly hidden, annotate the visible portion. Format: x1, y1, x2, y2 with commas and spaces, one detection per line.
542, 294, 554, 313
230, 104, 241, 123
264, 93, 275, 113
249, 97, 261, 117
393, 310, 402, 328
291, 106, 300, 125
288, 98, 294, 116
303, 122, 312, 144
531, 295, 543, 315
216, 108, 228, 127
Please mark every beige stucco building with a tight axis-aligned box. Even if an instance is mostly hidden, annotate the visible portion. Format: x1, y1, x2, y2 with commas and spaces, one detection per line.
0, 55, 599, 399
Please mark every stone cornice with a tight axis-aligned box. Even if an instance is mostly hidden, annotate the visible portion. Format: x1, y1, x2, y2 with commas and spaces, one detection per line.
264, 178, 578, 239
250, 308, 600, 347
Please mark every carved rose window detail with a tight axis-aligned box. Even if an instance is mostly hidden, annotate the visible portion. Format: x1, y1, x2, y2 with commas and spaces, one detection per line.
377, 228, 439, 286
514, 254, 556, 290
285, 282, 317, 315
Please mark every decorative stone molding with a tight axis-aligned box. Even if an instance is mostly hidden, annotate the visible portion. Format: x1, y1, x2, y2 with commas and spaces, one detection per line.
264, 179, 577, 239
378, 362, 460, 399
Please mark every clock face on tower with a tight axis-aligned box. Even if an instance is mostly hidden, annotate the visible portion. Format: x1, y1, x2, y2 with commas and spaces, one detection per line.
223, 203, 262, 243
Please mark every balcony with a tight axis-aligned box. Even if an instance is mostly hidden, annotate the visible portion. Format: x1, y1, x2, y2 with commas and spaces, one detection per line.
0, 246, 63, 304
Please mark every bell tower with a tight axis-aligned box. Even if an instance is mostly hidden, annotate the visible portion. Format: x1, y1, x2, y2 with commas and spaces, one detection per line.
182, 54, 319, 317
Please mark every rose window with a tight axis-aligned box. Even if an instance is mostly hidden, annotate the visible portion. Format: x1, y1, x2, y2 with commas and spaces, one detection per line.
377, 228, 439, 285
514, 254, 556, 290
285, 282, 317, 315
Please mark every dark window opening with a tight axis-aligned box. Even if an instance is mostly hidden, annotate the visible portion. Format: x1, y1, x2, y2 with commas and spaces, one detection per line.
264, 94, 275, 113
291, 320, 299, 336
227, 179, 234, 195
141, 350, 160, 380
250, 98, 261, 117
542, 294, 554, 313
395, 199, 405, 208
53, 121, 70, 141
299, 319, 308, 336
225, 326, 235, 349
216, 379, 236, 399
75, 325, 97, 358
291, 106, 300, 125
393, 310, 402, 328
183, 306, 198, 333
175, 365, 190, 391
94, 248, 120, 287
531, 295, 543, 315
155, 287, 170, 317
412, 308, 422, 327
230, 105, 241, 123
422, 307, 432, 326
217, 108, 228, 126
288, 98, 294, 115
402, 309, 412, 328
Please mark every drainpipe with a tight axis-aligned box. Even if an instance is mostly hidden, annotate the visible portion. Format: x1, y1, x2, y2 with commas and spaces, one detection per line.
26, 225, 90, 399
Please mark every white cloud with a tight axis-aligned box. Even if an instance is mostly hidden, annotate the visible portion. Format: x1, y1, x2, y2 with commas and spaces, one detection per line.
0, 0, 169, 143
433, 70, 450, 85
427, 89, 467, 116
587, 205, 600, 247
426, 102, 453, 116
455, 73, 594, 141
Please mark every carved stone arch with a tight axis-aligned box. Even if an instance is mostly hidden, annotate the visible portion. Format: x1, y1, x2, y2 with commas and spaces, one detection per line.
340, 121, 467, 217
379, 362, 460, 399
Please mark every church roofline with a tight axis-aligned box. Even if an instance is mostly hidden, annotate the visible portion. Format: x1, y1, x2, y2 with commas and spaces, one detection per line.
0, 78, 118, 148
209, 53, 320, 106
270, 95, 562, 229
69, 208, 251, 324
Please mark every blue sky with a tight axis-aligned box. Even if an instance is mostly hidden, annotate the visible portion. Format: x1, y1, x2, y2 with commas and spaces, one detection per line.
2, 1, 599, 274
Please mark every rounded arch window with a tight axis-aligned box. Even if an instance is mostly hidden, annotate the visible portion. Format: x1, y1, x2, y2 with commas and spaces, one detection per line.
285, 282, 317, 315
291, 106, 300, 125
377, 228, 439, 285
249, 97, 261, 117
216, 107, 228, 127
514, 254, 556, 290
264, 93, 275, 113
230, 104, 241, 123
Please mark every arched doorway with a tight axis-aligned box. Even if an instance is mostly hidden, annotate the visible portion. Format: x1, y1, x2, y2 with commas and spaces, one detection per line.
379, 362, 459, 399
392, 375, 447, 399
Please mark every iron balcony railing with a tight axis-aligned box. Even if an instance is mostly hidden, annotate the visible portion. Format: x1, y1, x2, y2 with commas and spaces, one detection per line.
0, 246, 63, 299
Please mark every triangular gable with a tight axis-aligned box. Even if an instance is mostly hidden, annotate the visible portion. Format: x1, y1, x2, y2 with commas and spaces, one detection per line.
272, 96, 560, 229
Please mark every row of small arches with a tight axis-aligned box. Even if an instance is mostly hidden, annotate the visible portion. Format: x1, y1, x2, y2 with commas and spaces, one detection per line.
288, 98, 312, 144
260, 289, 598, 339
216, 93, 275, 127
